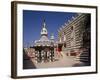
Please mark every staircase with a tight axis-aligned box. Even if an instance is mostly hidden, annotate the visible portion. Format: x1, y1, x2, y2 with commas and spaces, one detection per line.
75, 48, 90, 66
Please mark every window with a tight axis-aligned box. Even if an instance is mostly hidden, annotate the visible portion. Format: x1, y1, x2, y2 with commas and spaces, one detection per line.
71, 26, 73, 30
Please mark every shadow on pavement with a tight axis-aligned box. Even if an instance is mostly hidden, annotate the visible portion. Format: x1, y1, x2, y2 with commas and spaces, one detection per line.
23, 50, 36, 69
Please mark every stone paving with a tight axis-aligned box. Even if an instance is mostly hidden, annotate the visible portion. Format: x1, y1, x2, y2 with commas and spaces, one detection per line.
30, 52, 83, 69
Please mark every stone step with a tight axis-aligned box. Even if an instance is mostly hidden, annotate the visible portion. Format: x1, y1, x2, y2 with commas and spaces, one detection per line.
75, 58, 89, 62
79, 55, 89, 57
76, 56, 88, 59
75, 56, 90, 62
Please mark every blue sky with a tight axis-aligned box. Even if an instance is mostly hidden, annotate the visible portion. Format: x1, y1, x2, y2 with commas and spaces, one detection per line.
23, 10, 77, 47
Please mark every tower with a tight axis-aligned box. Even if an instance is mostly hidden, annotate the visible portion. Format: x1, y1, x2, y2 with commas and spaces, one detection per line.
39, 19, 49, 41
50, 33, 54, 42
41, 19, 48, 36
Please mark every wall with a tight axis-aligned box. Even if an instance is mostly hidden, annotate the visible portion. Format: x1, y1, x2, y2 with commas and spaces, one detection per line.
0, 0, 100, 80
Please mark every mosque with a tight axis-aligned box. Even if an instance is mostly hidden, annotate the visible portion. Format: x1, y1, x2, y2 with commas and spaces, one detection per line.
23, 14, 91, 69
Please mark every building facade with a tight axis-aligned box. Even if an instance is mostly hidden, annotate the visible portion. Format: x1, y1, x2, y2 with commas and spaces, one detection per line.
58, 13, 91, 59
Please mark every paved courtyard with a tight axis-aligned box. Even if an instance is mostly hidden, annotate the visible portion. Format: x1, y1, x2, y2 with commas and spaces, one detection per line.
30, 52, 84, 69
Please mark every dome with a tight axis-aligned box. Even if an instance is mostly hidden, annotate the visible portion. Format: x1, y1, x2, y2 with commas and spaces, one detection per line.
34, 19, 51, 46
41, 20, 48, 36
41, 27, 48, 35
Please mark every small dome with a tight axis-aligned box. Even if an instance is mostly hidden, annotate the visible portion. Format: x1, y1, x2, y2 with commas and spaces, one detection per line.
41, 19, 48, 36
41, 27, 48, 35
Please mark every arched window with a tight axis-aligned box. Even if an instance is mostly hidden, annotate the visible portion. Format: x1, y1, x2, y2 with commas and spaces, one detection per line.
71, 26, 73, 30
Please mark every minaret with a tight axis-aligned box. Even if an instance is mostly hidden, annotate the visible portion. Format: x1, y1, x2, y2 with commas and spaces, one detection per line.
50, 33, 55, 46
50, 33, 54, 42
41, 19, 48, 36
